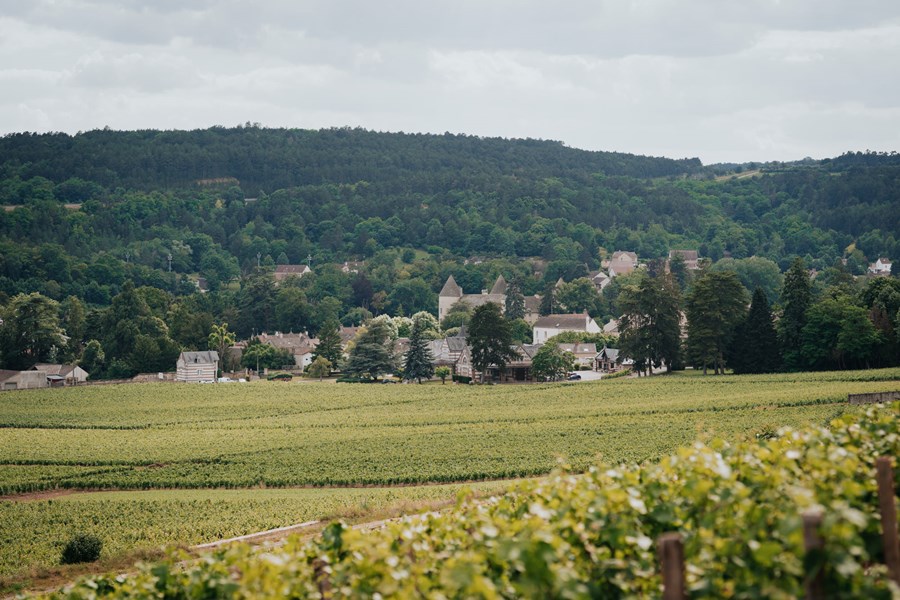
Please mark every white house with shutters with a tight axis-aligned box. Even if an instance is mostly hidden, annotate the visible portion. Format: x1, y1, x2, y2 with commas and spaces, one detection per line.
176, 351, 219, 382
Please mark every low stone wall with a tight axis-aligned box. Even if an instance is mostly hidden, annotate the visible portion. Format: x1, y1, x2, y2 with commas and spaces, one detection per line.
847, 391, 900, 405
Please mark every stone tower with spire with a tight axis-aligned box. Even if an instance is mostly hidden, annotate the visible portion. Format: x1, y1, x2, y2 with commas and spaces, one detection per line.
438, 275, 464, 321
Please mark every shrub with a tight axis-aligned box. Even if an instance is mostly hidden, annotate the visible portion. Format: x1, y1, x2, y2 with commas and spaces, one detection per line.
451, 374, 472, 384
602, 368, 632, 380
61, 534, 102, 564
266, 372, 293, 381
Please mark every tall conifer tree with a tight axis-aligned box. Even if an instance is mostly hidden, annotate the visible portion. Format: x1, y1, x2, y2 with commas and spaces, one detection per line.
731, 288, 780, 374
312, 318, 343, 368
778, 258, 812, 371
403, 319, 435, 383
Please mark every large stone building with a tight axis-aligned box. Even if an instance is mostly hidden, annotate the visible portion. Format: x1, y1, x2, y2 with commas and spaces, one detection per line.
438, 275, 541, 324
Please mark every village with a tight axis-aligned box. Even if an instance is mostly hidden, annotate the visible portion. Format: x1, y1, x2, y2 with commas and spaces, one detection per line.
3, 248, 893, 390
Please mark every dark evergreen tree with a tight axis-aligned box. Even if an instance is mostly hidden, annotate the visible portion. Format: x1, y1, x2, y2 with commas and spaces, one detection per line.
686, 271, 749, 375
617, 271, 682, 376
403, 319, 435, 383
312, 318, 343, 368
344, 320, 397, 381
778, 258, 813, 371
236, 271, 277, 338
539, 283, 557, 316
668, 252, 689, 292
731, 288, 780, 374
504, 278, 526, 321
467, 302, 519, 383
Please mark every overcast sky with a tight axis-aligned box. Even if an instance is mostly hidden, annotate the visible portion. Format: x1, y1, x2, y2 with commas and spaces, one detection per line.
1, 1, 898, 164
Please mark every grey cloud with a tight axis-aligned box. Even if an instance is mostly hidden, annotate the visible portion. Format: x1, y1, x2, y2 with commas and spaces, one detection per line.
0, 1, 898, 162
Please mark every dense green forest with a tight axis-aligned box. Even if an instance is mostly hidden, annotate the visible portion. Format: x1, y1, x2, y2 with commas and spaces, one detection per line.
0, 127, 897, 376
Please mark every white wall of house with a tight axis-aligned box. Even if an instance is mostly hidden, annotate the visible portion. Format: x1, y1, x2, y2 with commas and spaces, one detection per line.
176, 363, 216, 382
533, 317, 602, 343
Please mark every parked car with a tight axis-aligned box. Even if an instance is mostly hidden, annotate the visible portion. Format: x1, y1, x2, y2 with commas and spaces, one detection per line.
566, 373, 582, 381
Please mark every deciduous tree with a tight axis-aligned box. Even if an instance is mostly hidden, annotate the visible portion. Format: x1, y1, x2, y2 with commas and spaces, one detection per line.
0, 293, 65, 369
307, 356, 332, 381
531, 344, 575, 381
467, 302, 519, 383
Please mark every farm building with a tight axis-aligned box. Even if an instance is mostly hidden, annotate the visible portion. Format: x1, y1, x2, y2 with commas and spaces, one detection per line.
31, 364, 89, 385
0, 369, 49, 390
176, 351, 219, 382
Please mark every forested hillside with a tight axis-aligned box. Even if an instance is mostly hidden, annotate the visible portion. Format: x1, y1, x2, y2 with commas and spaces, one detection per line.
0, 126, 702, 194
0, 127, 898, 376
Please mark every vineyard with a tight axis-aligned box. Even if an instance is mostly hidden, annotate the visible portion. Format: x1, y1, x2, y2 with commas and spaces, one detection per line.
49, 403, 900, 598
0, 482, 509, 582
2, 369, 900, 592
2, 369, 899, 493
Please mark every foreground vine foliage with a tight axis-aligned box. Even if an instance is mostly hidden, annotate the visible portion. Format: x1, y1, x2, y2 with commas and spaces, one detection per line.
50, 404, 899, 598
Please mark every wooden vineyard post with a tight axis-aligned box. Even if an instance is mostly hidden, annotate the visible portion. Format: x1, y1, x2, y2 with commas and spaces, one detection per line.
876, 456, 900, 585
658, 532, 686, 600
802, 510, 825, 600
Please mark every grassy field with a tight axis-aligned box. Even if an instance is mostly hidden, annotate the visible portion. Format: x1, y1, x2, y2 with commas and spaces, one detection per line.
1, 368, 898, 588
2, 369, 899, 492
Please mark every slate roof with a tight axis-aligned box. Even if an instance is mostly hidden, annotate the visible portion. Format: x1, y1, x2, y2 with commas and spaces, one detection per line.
597, 347, 620, 361
490, 275, 508, 295
255, 332, 316, 352
461, 294, 505, 308
180, 351, 219, 364
533, 313, 592, 331
339, 327, 361, 345
439, 275, 463, 297
669, 249, 698, 261
558, 343, 598, 355
32, 363, 77, 377
603, 319, 619, 334
446, 325, 468, 352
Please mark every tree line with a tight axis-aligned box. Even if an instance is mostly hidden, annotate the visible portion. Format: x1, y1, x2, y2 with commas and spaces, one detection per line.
616, 259, 900, 376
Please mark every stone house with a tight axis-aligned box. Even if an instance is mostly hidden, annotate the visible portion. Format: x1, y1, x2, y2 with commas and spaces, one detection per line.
869, 258, 892, 276
595, 347, 628, 373
176, 351, 219, 382
606, 251, 639, 277
273, 264, 311, 283
668, 249, 701, 271
557, 343, 598, 369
